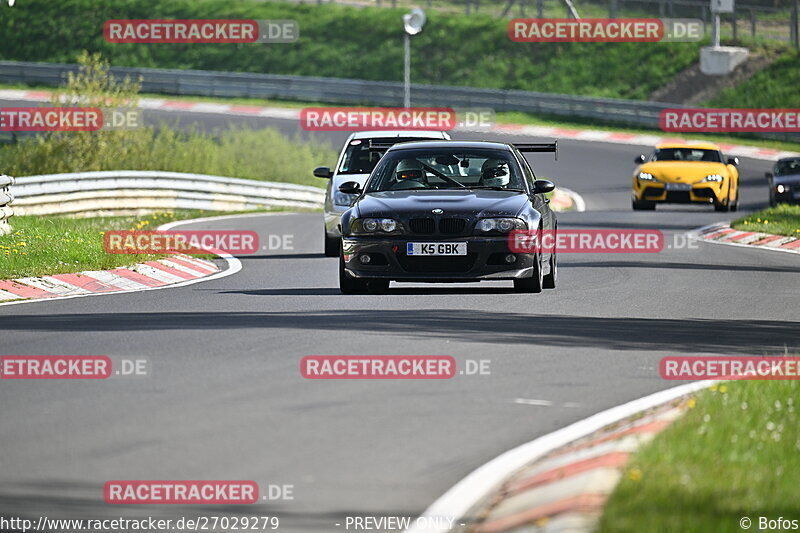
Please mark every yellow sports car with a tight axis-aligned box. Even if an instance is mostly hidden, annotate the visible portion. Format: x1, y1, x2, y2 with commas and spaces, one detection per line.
632, 142, 739, 211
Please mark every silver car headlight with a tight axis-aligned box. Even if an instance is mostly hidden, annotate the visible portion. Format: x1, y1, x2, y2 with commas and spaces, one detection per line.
351, 218, 400, 235
334, 192, 359, 206
702, 174, 724, 183
638, 172, 656, 181
476, 218, 527, 233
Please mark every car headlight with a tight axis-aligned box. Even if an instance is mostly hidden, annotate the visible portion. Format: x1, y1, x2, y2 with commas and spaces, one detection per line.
334, 192, 358, 206
351, 218, 400, 235
776, 184, 787, 193
476, 218, 527, 233
702, 174, 724, 183
638, 172, 656, 181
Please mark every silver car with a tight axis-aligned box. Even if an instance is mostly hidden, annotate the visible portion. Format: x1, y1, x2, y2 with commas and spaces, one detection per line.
315, 130, 450, 256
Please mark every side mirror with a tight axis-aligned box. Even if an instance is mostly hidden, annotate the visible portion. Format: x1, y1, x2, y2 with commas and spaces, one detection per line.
726, 157, 739, 166
634, 154, 646, 164
532, 179, 555, 194
339, 181, 361, 195
314, 167, 332, 179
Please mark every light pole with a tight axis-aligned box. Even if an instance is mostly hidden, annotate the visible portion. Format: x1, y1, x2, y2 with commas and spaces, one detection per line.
402, 9, 426, 108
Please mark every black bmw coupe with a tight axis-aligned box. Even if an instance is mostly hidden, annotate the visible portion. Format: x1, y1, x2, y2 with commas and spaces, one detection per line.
337, 140, 559, 294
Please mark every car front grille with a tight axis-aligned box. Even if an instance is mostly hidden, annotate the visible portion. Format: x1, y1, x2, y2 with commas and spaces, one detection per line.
665, 191, 691, 203
397, 254, 477, 273
643, 187, 665, 199
693, 188, 715, 198
439, 218, 467, 234
409, 217, 436, 234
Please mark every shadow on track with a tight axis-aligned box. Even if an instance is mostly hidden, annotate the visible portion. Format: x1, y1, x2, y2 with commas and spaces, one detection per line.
562, 260, 800, 273
2, 311, 797, 355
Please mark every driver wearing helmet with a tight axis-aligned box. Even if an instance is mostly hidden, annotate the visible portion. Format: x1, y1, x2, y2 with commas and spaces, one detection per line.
392, 159, 427, 189
480, 159, 510, 187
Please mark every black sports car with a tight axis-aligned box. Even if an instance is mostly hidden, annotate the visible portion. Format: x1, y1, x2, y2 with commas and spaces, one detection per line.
337, 140, 558, 294
767, 157, 800, 206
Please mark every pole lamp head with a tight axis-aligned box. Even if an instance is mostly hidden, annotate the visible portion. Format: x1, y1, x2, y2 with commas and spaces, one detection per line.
403, 8, 426, 36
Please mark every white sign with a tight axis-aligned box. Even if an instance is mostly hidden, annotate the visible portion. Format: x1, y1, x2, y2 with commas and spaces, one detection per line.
711, 0, 734, 14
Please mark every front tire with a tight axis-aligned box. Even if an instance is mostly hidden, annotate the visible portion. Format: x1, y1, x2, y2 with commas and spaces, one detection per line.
543, 249, 556, 289
514, 253, 543, 293
339, 253, 368, 294
324, 232, 340, 257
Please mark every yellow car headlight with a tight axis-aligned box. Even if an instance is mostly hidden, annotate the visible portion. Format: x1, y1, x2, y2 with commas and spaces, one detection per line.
702, 174, 724, 183
638, 172, 656, 181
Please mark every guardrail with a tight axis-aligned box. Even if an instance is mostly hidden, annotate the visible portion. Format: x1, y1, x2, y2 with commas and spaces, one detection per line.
0, 174, 13, 235
10, 171, 325, 217
0, 60, 675, 128
1, 60, 797, 142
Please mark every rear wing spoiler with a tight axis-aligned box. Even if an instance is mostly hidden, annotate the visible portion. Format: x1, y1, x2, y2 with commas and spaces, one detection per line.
513, 141, 558, 160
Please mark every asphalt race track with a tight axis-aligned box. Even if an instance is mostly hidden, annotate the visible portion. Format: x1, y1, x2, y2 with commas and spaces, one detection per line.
1, 108, 798, 530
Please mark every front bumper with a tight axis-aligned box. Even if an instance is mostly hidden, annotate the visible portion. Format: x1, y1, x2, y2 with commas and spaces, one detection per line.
634, 182, 723, 204
342, 236, 535, 281
773, 186, 800, 205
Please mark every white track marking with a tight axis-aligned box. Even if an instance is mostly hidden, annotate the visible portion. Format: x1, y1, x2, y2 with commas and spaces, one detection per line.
405, 380, 714, 533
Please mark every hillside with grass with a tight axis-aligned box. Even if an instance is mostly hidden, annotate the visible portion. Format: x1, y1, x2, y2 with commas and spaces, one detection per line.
0, 0, 703, 100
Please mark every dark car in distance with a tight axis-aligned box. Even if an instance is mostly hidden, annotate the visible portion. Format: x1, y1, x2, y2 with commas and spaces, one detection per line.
767, 157, 800, 206
337, 140, 558, 294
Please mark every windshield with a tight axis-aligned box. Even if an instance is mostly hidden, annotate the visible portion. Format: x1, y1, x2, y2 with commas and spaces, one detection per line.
337, 137, 435, 175
365, 148, 524, 192
775, 158, 800, 176
653, 148, 722, 162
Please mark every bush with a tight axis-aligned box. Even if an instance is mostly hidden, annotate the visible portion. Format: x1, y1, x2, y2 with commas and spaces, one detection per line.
0, 53, 336, 186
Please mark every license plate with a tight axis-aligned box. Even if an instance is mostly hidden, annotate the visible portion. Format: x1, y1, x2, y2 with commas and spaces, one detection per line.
665, 183, 692, 191
407, 242, 467, 256
792, 190, 800, 199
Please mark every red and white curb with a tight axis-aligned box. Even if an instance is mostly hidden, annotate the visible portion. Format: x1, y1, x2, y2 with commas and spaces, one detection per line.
462, 403, 686, 533
0, 215, 256, 307
0, 89, 796, 162
690, 222, 800, 255
0, 253, 220, 303
491, 124, 799, 161
405, 380, 714, 533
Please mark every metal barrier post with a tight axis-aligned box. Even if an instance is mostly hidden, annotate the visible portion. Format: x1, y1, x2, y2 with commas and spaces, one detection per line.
0, 174, 14, 236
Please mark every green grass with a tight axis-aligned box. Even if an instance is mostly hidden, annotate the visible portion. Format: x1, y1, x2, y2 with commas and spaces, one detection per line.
731, 204, 800, 237
0, 0, 703, 100
598, 380, 800, 533
707, 51, 800, 108
0, 209, 281, 278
